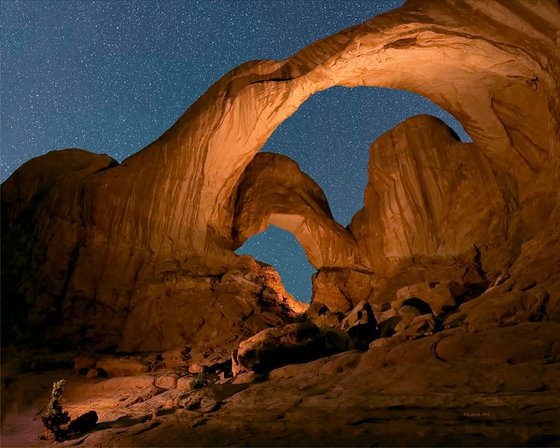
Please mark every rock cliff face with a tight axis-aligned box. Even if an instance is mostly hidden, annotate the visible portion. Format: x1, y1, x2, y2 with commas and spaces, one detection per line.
355, 115, 510, 275
2, 0, 560, 353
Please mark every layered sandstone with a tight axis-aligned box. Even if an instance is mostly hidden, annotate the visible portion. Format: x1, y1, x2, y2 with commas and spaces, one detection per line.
354, 115, 510, 275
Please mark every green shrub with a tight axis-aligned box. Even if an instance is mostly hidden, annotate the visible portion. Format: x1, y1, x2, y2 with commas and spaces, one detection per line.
40, 379, 70, 440
190, 372, 209, 390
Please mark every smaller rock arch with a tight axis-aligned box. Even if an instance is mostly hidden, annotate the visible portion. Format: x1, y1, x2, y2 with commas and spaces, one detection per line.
233, 152, 364, 270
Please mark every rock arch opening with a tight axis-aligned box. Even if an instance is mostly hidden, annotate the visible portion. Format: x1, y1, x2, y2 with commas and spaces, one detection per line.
2, 0, 558, 355
235, 225, 315, 302
259, 86, 471, 226
234, 85, 471, 302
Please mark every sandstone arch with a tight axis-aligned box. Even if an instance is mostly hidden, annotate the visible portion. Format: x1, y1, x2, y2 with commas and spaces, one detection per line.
55, 1, 558, 266
72, 0, 559, 261
232, 152, 362, 270
2, 0, 559, 351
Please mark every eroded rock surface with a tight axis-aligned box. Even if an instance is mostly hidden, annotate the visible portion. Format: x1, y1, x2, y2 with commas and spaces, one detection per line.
359, 115, 513, 274
3, 322, 559, 447
233, 153, 360, 269
2, 1, 560, 445
232, 322, 324, 375
2, 0, 560, 352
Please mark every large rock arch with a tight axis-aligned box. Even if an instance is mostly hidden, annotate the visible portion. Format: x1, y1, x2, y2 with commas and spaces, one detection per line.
166, 0, 558, 254
2, 0, 559, 350
35, 0, 557, 260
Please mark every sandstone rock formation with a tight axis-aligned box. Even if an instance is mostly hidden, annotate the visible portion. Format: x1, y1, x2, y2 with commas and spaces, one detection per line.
353, 115, 509, 276
2, 2, 560, 445
233, 152, 359, 269
3, 321, 559, 447
232, 322, 325, 375
2, 0, 560, 361
338, 300, 377, 349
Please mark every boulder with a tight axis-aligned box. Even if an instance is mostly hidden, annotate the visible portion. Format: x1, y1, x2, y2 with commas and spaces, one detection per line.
446, 283, 549, 331
313, 311, 342, 329
176, 376, 192, 390
394, 306, 422, 333
311, 270, 353, 313
399, 314, 437, 339
393, 281, 490, 317
305, 301, 328, 321
68, 411, 98, 434
371, 313, 436, 348
74, 356, 96, 374
155, 374, 178, 390
338, 301, 378, 349
85, 368, 99, 379
188, 363, 207, 374
311, 269, 374, 313
377, 316, 401, 338
96, 357, 149, 377
377, 308, 398, 322
394, 282, 453, 315
370, 302, 389, 323
306, 302, 342, 328
232, 322, 326, 374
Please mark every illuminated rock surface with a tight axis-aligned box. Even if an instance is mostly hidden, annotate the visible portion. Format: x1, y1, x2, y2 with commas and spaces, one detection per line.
233, 152, 359, 269
1, 0, 560, 445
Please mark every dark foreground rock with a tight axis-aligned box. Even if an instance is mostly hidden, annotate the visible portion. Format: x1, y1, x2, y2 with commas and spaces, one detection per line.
338, 300, 378, 349
68, 410, 98, 434
232, 322, 327, 374
3, 322, 558, 447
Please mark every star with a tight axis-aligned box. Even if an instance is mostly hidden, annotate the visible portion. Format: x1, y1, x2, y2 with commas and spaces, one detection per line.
1, 0, 470, 302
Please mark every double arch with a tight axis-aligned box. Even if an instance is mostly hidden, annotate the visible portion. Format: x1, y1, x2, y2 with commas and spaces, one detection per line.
97, 0, 557, 268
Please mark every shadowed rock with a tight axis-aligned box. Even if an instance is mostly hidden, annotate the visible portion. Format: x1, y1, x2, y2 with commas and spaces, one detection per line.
1, 0, 559, 357
232, 322, 325, 374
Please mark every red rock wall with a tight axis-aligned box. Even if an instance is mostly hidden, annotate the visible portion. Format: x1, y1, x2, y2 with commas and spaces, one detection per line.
2, 0, 559, 351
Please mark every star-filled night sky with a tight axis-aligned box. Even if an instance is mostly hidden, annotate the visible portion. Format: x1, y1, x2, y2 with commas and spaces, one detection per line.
1, 0, 470, 302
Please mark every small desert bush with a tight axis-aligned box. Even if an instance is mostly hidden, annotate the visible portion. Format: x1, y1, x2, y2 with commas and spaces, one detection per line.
190, 372, 209, 390
40, 379, 70, 440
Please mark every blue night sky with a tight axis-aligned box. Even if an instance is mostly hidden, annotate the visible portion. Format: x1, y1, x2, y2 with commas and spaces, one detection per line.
1, 0, 469, 303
